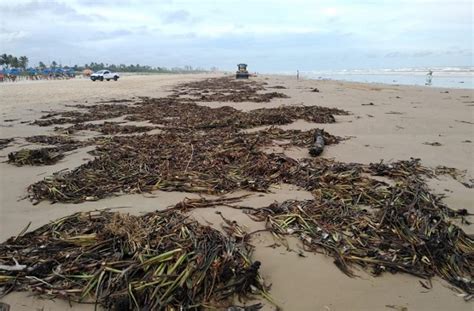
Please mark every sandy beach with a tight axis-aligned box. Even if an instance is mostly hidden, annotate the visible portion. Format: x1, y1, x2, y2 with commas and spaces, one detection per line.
0, 74, 472, 310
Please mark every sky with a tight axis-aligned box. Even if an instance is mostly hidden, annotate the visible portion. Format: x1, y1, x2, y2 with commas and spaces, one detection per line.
0, 0, 472, 72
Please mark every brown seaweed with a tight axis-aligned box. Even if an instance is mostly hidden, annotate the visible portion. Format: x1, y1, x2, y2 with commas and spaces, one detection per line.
0, 138, 13, 150
8, 148, 66, 166
0, 207, 269, 309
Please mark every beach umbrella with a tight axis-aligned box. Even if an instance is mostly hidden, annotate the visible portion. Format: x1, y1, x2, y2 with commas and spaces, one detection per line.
82, 68, 93, 76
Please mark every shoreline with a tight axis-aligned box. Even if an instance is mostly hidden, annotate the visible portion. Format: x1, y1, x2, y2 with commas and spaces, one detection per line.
302, 74, 473, 90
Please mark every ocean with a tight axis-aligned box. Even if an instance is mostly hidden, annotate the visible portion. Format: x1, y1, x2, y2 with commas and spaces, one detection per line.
298, 67, 474, 89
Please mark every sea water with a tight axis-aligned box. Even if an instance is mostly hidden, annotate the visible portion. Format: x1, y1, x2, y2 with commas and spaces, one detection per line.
299, 67, 474, 89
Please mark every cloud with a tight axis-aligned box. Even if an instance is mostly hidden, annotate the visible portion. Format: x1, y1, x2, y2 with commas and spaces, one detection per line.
0, 29, 29, 43
162, 9, 192, 24
443, 48, 473, 56
385, 52, 404, 58
385, 51, 435, 58
78, 0, 132, 6
412, 51, 433, 57
89, 29, 133, 41
0, 0, 93, 21
163, 10, 199, 24
322, 7, 339, 17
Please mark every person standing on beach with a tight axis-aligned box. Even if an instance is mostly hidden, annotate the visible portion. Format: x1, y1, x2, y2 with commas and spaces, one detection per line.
297, 70, 299, 80
426, 69, 433, 85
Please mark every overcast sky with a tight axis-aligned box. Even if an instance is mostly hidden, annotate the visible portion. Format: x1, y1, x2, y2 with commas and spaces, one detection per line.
0, 0, 472, 71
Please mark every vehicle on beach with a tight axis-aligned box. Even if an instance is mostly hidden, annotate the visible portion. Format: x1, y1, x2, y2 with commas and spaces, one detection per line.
236, 63, 249, 79
90, 70, 120, 82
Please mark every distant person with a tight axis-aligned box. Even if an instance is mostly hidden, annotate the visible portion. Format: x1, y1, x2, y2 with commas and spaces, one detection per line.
426, 69, 433, 85
297, 70, 299, 80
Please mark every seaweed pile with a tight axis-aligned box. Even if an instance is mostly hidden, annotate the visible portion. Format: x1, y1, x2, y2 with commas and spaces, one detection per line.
32, 103, 132, 127
173, 77, 288, 102
21, 76, 347, 200
22, 77, 348, 199
124, 99, 346, 130
28, 127, 340, 203
7, 135, 92, 166
247, 180, 473, 297
0, 138, 13, 150
8, 148, 66, 166
173, 160, 474, 298
182, 156, 473, 294
58, 122, 156, 135
0, 208, 268, 309
31, 97, 347, 132
29, 77, 297, 130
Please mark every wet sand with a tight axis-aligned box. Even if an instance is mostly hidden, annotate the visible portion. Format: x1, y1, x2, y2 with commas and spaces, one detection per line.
0, 74, 472, 310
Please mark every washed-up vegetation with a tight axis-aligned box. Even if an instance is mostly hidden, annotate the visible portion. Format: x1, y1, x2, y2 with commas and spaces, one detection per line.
0, 207, 269, 310
435, 165, 474, 189
32, 104, 132, 127
58, 122, 155, 135
8, 148, 67, 166
7, 135, 91, 166
248, 186, 473, 298
24, 77, 346, 203
31, 99, 346, 131
27, 127, 340, 203
174, 159, 473, 299
172, 77, 289, 102
0, 138, 13, 150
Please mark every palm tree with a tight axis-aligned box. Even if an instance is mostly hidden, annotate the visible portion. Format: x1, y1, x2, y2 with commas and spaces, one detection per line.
51, 61, 57, 69
10, 56, 19, 68
19, 56, 29, 69
38, 61, 46, 69
0, 54, 9, 67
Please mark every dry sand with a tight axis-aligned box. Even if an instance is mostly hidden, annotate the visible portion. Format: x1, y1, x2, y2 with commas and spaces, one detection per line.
0, 74, 472, 310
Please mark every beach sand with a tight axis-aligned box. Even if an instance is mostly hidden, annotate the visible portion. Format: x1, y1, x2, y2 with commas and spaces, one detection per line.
0, 74, 472, 310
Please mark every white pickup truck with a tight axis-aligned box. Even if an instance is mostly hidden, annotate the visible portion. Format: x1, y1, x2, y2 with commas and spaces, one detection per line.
90, 70, 120, 81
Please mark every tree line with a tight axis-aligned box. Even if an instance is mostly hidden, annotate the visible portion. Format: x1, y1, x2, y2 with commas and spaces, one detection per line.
1, 54, 211, 73
71, 62, 208, 73
0, 54, 29, 69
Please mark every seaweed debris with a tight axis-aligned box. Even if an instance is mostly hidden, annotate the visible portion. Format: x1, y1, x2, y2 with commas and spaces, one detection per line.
247, 190, 473, 298
172, 77, 288, 102
124, 100, 346, 130
8, 135, 91, 166
24, 77, 347, 203
31, 104, 131, 127
435, 166, 474, 189
30, 80, 286, 131
0, 208, 269, 309
8, 148, 66, 166
242, 158, 474, 298
32, 97, 347, 131
58, 122, 155, 135
423, 142, 442, 146
0, 138, 13, 150
154, 159, 474, 299
27, 128, 339, 203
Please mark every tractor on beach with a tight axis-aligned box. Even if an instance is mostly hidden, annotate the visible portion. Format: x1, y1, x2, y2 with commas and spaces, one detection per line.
236, 63, 249, 79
